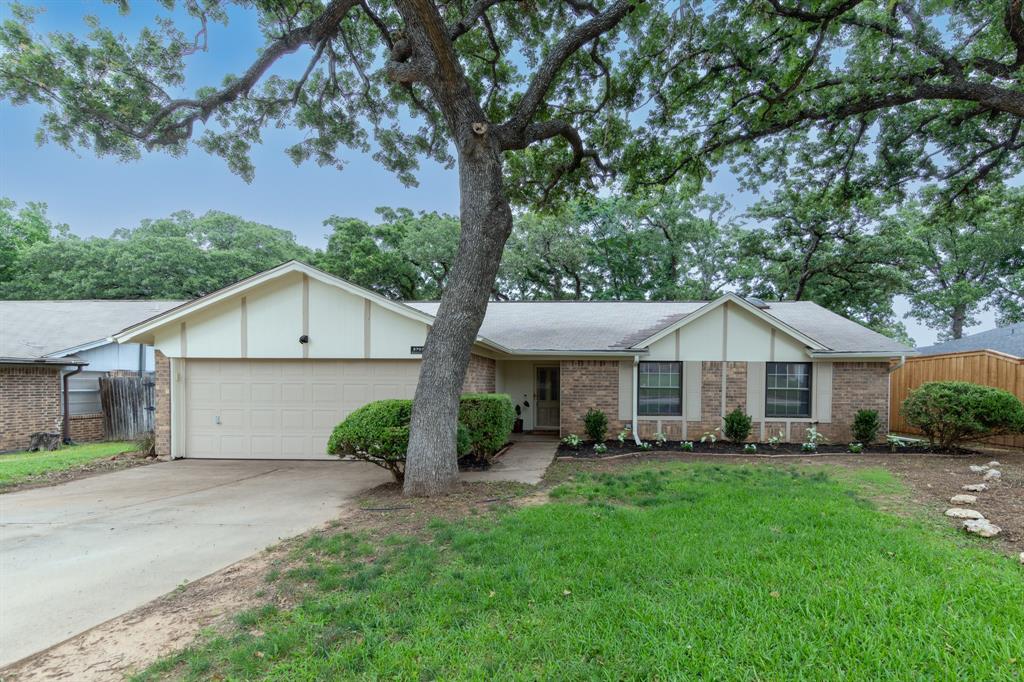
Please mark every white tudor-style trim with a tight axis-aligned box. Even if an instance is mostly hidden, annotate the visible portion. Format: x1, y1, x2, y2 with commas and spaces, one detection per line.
631, 293, 829, 352
111, 260, 515, 354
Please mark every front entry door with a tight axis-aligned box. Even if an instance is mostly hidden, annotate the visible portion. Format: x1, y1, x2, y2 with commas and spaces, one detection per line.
535, 366, 560, 430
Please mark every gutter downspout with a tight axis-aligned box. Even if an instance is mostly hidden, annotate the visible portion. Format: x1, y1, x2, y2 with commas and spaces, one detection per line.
632, 356, 641, 444
888, 353, 907, 373
61, 364, 85, 444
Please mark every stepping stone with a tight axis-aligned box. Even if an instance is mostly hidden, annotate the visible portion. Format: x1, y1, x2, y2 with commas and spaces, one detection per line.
969, 465, 989, 473
983, 469, 1002, 481
950, 494, 977, 505
1019, 552, 1024, 565
962, 483, 988, 492
945, 508, 985, 520
963, 519, 1001, 538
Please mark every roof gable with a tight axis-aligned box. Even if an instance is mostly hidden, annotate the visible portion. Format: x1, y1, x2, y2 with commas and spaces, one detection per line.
116, 261, 434, 341
629, 294, 828, 351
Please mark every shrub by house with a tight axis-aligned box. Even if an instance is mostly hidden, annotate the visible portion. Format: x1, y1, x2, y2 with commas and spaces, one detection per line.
901, 381, 1024, 449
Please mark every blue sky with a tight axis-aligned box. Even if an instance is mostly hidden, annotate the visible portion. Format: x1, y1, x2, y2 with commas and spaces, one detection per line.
0, 2, 995, 345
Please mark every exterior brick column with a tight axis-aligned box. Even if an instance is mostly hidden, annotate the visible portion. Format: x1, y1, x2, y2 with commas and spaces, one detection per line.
825, 361, 890, 443
154, 351, 171, 456
462, 354, 496, 393
0, 366, 62, 451
559, 360, 626, 437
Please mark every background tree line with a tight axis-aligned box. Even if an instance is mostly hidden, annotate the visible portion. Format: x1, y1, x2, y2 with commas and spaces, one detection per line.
3, 181, 1021, 345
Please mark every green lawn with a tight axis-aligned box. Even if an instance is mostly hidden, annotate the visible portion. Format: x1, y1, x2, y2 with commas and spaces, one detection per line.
137, 463, 1024, 681
0, 441, 136, 488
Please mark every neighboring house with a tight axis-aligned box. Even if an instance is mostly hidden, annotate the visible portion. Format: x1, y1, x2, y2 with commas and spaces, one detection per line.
916, 322, 1024, 359
0, 300, 183, 451
113, 261, 915, 460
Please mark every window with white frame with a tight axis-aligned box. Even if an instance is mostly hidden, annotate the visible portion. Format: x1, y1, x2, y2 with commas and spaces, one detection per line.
765, 362, 812, 418
638, 361, 681, 416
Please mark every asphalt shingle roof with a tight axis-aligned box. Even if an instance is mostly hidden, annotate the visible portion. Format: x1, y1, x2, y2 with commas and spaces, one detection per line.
0, 300, 185, 360
916, 323, 1024, 359
405, 300, 911, 354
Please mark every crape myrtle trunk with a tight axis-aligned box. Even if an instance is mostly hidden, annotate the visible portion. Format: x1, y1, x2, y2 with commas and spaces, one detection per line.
402, 141, 512, 497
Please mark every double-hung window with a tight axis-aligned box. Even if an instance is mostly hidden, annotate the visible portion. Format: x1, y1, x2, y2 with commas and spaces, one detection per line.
765, 362, 812, 418
638, 362, 682, 416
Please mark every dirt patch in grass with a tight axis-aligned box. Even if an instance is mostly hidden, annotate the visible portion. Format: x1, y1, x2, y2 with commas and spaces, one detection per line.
0, 480, 536, 682
0, 451, 154, 494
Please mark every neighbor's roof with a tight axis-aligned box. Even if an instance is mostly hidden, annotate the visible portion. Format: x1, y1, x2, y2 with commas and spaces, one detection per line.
405, 300, 912, 355
0, 300, 185, 360
916, 323, 1024, 359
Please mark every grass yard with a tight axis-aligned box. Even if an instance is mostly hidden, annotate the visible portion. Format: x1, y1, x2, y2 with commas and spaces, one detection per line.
136, 463, 1024, 681
0, 441, 136, 488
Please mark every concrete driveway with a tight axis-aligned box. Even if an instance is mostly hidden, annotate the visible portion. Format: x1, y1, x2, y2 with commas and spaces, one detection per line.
0, 460, 391, 667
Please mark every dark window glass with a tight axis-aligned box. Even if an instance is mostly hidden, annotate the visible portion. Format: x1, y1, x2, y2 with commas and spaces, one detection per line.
638, 362, 681, 416
765, 362, 812, 418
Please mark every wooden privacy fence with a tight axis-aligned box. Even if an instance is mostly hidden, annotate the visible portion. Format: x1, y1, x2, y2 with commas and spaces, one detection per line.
99, 373, 155, 441
890, 350, 1024, 448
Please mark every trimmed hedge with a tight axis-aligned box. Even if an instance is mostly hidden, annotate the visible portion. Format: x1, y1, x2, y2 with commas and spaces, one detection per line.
459, 393, 516, 463
328, 394, 514, 480
723, 408, 752, 443
901, 381, 1024, 449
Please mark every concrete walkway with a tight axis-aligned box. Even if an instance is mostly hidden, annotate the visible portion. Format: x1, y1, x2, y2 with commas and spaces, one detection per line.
462, 435, 558, 485
0, 439, 557, 667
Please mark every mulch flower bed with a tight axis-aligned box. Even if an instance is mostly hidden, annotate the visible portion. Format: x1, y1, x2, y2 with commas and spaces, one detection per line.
556, 439, 977, 458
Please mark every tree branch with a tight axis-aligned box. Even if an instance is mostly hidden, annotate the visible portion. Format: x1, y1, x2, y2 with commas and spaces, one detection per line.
496, 0, 640, 140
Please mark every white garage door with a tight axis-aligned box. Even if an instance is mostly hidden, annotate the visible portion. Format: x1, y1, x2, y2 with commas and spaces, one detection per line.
184, 359, 420, 459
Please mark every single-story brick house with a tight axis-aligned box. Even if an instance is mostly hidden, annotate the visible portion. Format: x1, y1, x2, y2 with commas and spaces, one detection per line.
113, 261, 915, 459
0, 300, 181, 451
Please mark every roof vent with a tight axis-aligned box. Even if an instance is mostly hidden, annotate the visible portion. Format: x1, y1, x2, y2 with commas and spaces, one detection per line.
746, 297, 771, 309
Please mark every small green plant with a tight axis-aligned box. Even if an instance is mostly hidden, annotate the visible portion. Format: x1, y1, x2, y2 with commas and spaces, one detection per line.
851, 409, 880, 444
562, 434, 582, 450
805, 426, 828, 446
593, 442, 608, 454
801, 442, 817, 453
886, 434, 906, 453
679, 441, 694, 452
767, 431, 784, 449
134, 431, 156, 456
848, 442, 864, 453
583, 408, 608, 443
743, 443, 757, 454
638, 441, 652, 451
617, 426, 632, 446
723, 408, 753, 443
700, 429, 719, 444
653, 431, 668, 447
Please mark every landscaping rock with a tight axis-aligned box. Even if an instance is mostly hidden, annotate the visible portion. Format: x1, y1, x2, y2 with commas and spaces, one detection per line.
988, 461, 1000, 468
950, 494, 978, 505
982, 469, 1002, 481
962, 519, 1001, 538
945, 508, 985, 520
968, 465, 989, 473
962, 483, 988, 492
1019, 552, 1024, 565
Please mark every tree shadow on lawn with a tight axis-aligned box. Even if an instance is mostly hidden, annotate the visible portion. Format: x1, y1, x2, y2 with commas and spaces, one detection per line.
134, 462, 1024, 681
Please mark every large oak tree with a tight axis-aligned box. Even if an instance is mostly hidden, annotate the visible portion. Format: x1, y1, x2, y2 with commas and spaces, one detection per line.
4, 0, 1024, 494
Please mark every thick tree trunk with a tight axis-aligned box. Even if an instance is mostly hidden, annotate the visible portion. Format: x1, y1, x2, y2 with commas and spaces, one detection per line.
950, 304, 967, 339
403, 145, 512, 497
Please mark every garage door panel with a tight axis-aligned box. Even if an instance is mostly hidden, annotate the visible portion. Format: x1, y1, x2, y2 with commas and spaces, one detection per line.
184, 359, 420, 459
250, 382, 277, 402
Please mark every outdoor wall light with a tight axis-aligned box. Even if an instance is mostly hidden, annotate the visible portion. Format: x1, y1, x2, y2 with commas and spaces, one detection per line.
299, 335, 309, 344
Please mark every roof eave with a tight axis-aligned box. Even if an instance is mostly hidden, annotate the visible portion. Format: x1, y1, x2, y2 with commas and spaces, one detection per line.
806, 350, 918, 359
0, 356, 89, 366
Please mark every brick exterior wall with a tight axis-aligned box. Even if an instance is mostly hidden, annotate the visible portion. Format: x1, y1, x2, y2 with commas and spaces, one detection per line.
626, 360, 891, 444
823, 361, 890, 443
0, 365, 62, 451
559, 360, 627, 437
154, 351, 171, 456
462, 354, 496, 393
70, 413, 105, 442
